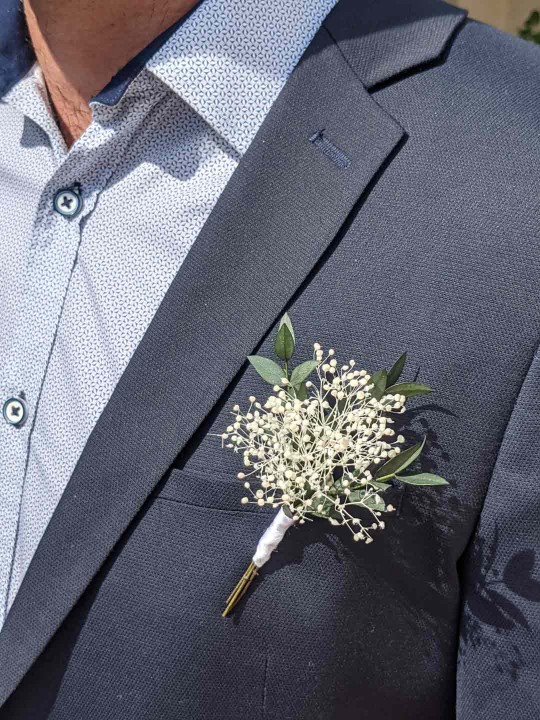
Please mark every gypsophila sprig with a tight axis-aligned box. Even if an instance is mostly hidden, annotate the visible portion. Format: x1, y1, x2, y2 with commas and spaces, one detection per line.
219, 314, 448, 617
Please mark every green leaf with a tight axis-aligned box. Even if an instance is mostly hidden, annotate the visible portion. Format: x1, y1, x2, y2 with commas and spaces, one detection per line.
279, 313, 295, 343
308, 497, 341, 521
375, 437, 426, 479
282, 504, 294, 519
290, 360, 318, 387
370, 369, 388, 401
347, 490, 385, 511
274, 323, 295, 361
386, 353, 407, 387
247, 356, 284, 386
385, 382, 432, 398
362, 494, 386, 511
370, 480, 391, 491
294, 382, 308, 401
397, 473, 448, 486
309, 496, 332, 513
350, 479, 390, 492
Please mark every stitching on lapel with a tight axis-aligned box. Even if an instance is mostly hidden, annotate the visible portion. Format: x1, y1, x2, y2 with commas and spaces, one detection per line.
309, 130, 351, 169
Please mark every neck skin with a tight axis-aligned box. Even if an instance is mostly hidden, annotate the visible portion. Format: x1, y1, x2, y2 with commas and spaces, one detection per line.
24, 0, 199, 147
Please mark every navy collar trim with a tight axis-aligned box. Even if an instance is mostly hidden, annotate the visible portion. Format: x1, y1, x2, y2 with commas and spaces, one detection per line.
0, 3, 34, 99
93, 17, 187, 106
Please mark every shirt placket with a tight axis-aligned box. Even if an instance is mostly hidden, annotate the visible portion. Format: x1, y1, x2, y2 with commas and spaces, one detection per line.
0, 154, 101, 624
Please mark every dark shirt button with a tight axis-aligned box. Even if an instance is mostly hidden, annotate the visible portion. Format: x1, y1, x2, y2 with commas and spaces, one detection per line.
3, 397, 28, 427
53, 187, 83, 218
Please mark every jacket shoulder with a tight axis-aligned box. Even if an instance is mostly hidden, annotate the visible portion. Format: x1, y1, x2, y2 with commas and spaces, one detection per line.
449, 18, 540, 109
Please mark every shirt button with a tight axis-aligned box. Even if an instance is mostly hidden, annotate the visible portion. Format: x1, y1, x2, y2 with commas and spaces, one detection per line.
53, 186, 83, 218
3, 397, 28, 427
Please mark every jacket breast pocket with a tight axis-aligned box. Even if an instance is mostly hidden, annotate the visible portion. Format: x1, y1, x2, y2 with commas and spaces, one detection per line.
154, 464, 275, 516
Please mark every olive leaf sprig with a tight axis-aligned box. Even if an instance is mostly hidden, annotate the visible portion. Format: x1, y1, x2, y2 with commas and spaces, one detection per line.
246, 313, 315, 401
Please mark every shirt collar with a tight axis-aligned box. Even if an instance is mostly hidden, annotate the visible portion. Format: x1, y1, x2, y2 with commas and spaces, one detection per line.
146, 0, 338, 154
0, 0, 337, 154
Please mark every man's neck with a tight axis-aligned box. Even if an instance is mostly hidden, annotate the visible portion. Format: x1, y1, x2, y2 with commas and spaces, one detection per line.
24, 0, 199, 146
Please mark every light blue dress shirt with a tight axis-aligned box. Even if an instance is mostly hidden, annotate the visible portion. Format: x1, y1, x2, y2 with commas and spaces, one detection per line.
0, 0, 338, 628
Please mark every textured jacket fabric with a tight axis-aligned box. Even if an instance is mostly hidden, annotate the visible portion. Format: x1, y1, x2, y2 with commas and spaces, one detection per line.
0, 1, 539, 718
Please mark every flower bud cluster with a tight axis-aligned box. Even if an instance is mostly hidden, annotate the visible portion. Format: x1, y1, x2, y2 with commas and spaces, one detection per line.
221, 346, 407, 543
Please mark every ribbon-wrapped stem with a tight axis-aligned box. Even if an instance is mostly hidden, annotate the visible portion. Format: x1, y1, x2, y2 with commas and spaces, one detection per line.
222, 508, 295, 617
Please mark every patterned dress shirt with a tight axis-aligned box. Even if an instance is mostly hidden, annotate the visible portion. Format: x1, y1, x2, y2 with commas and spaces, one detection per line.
0, 0, 337, 628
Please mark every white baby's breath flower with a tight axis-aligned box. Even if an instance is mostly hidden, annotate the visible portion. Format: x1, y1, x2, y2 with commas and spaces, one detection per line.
220, 346, 408, 544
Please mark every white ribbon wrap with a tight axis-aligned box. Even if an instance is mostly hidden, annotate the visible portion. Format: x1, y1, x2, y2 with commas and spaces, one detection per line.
252, 508, 295, 568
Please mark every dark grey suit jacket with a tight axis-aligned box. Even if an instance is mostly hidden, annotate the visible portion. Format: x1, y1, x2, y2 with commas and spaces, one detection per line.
0, 0, 539, 718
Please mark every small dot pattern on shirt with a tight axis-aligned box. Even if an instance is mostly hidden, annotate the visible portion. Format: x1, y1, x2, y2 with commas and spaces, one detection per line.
0, 0, 338, 628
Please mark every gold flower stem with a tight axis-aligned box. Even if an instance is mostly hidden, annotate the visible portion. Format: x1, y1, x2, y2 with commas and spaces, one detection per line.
222, 560, 259, 617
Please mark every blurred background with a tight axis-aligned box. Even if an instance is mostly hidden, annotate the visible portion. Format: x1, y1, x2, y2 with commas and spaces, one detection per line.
451, 0, 540, 38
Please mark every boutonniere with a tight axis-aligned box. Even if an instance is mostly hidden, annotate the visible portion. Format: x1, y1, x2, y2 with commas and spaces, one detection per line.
220, 314, 448, 617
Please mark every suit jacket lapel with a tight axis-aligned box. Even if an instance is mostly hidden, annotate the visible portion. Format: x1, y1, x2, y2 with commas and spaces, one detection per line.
0, 0, 466, 703
324, 0, 466, 89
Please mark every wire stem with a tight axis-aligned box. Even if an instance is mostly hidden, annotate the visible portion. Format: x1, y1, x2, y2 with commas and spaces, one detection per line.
222, 561, 259, 617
